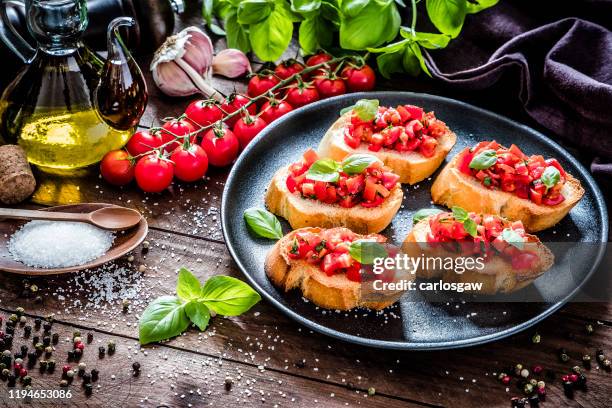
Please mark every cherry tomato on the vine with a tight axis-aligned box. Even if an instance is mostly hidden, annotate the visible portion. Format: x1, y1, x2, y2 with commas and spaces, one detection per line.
259, 100, 293, 124
220, 93, 257, 128
305, 52, 335, 78
285, 83, 320, 108
233, 114, 268, 149
314, 75, 347, 99
125, 130, 164, 157
100, 150, 134, 186
274, 60, 304, 80
185, 99, 223, 128
201, 126, 240, 167
134, 154, 174, 193
160, 118, 196, 152
170, 143, 209, 182
341, 64, 376, 92
247, 74, 280, 98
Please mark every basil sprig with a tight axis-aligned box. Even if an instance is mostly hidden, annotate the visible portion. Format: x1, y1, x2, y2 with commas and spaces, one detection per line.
244, 208, 283, 240
348, 240, 388, 264
451, 206, 478, 237
139, 268, 261, 345
412, 208, 444, 225
469, 149, 497, 170
306, 154, 381, 182
340, 99, 380, 121
540, 166, 561, 190
501, 228, 525, 250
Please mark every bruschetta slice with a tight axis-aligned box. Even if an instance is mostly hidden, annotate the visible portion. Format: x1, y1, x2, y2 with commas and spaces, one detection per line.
431, 141, 584, 232
317, 100, 457, 184
265, 149, 403, 234
266, 227, 406, 310
403, 208, 554, 294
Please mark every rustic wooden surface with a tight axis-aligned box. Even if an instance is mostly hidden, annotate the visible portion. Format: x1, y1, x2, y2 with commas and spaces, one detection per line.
1, 4, 611, 407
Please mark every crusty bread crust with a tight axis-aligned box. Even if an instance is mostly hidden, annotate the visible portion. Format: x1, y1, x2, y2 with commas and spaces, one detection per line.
265, 227, 404, 310
317, 113, 457, 184
402, 218, 555, 294
431, 152, 585, 232
265, 166, 403, 234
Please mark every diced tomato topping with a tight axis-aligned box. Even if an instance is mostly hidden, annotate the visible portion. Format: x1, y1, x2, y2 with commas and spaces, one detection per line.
302, 149, 319, 165
461, 141, 567, 206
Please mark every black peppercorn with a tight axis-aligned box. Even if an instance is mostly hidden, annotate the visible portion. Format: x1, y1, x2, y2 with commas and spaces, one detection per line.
67, 350, 75, 361
295, 359, 305, 368
27, 352, 37, 367
98, 346, 105, 358
84, 382, 93, 396
563, 381, 574, 398
47, 360, 55, 373
132, 362, 141, 371
73, 348, 82, 359
0, 340, 4, 350
582, 354, 591, 368
34, 296, 42, 304
576, 374, 587, 390
39, 360, 47, 371
595, 349, 605, 362
31, 336, 39, 345
91, 369, 99, 381
20, 345, 28, 355
51, 333, 59, 345
42, 336, 50, 346
42, 323, 52, 333
87, 332, 93, 344
5, 325, 14, 335
7, 373, 16, 387
34, 318, 41, 328
528, 395, 539, 407
4, 333, 13, 345
510, 397, 526, 408
23, 325, 31, 337
82, 372, 91, 384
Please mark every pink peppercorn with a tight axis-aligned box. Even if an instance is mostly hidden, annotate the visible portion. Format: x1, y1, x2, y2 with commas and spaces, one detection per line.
19, 368, 27, 377
13, 363, 22, 372
569, 374, 579, 382
75, 342, 85, 350
561, 374, 569, 382
62, 365, 71, 374
502, 375, 511, 385
533, 365, 543, 374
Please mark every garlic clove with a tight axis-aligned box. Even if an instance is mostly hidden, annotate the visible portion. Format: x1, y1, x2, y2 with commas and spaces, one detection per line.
150, 26, 222, 100
212, 49, 252, 78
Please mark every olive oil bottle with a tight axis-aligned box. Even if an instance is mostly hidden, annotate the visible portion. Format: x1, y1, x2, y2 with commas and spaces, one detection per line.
0, 0, 147, 170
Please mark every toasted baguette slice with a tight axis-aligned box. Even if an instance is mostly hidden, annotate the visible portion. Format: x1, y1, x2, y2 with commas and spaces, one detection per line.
402, 218, 555, 294
266, 227, 405, 310
317, 113, 457, 184
265, 166, 403, 234
431, 153, 584, 232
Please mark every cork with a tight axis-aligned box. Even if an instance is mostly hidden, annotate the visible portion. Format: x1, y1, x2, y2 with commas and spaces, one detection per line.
0, 144, 36, 204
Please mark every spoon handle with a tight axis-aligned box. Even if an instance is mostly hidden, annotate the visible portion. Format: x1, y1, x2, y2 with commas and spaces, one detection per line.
0, 208, 91, 224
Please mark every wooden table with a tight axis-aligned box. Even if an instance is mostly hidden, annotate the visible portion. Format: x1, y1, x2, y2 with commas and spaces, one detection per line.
1, 6, 611, 407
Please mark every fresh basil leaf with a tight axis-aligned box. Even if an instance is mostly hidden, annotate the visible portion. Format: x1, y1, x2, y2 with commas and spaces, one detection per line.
340, 105, 355, 116
368, 38, 410, 53
203, 0, 214, 25
225, 12, 251, 52
291, 0, 322, 14
341, 154, 379, 174
540, 166, 561, 189
185, 301, 211, 331
469, 149, 497, 170
412, 208, 444, 224
200, 276, 261, 316
409, 42, 431, 77
452, 206, 469, 221
352, 99, 379, 121
426, 0, 467, 38
402, 44, 422, 76
349, 239, 388, 264
339, 0, 400, 50
177, 268, 201, 301
306, 158, 342, 182
341, 0, 370, 17
250, 5, 294, 61
501, 228, 525, 250
209, 23, 226, 36
243, 208, 283, 240
395, 0, 407, 6
463, 218, 478, 238
237, 0, 273, 24
411, 31, 451, 49
299, 15, 333, 54
139, 296, 189, 345
466, 0, 499, 14
321, 1, 341, 24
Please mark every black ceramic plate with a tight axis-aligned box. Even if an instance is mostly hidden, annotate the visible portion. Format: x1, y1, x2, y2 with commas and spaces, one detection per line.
221, 92, 608, 350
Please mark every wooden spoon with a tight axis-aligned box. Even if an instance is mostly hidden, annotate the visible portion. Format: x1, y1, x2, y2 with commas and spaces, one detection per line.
0, 206, 143, 231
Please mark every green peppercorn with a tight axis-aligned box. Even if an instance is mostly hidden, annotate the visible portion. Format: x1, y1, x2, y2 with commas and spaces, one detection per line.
30, 284, 38, 293
529, 379, 538, 386
1, 368, 9, 377
585, 323, 594, 334
531, 333, 541, 344
59, 379, 68, 387
368, 387, 376, 396
19, 316, 26, 324
122, 299, 130, 313
515, 364, 523, 376
572, 366, 581, 374
73, 331, 81, 339
15, 307, 24, 316
8, 314, 18, 323
107, 341, 116, 354
560, 353, 570, 362
22, 375, 31, 385
34, 343, 43, 352
523, 383, 534, 395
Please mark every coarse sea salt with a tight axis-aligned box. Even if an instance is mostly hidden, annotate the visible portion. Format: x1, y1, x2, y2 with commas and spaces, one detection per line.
8, 221, 114, 268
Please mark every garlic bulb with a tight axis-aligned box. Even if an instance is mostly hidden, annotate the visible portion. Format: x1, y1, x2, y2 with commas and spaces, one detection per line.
212, 49, 251, 78
150, 27, 223, 100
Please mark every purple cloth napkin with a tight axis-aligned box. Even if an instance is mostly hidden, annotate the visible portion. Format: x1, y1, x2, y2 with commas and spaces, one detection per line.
421, 1, 612, 176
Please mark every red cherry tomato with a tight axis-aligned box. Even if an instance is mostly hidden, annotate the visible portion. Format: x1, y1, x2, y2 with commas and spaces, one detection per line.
170, 144, 209, 182
259, 100, 293, 123
220, 93, 257, 128
285, 83, 320, 108
201, 126, 240, 167
233, 115, 268, 149
160, 119, 196, 152
185, 99, 223, 128
125, 130, 164, 157
305, 52, 334, 78
314, 76, 347, 99
100, 150, 134, 186
247, 74, 280, 98
274, 60, 304, 80
134, 154, 174, 193
342, 64, 376, 92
